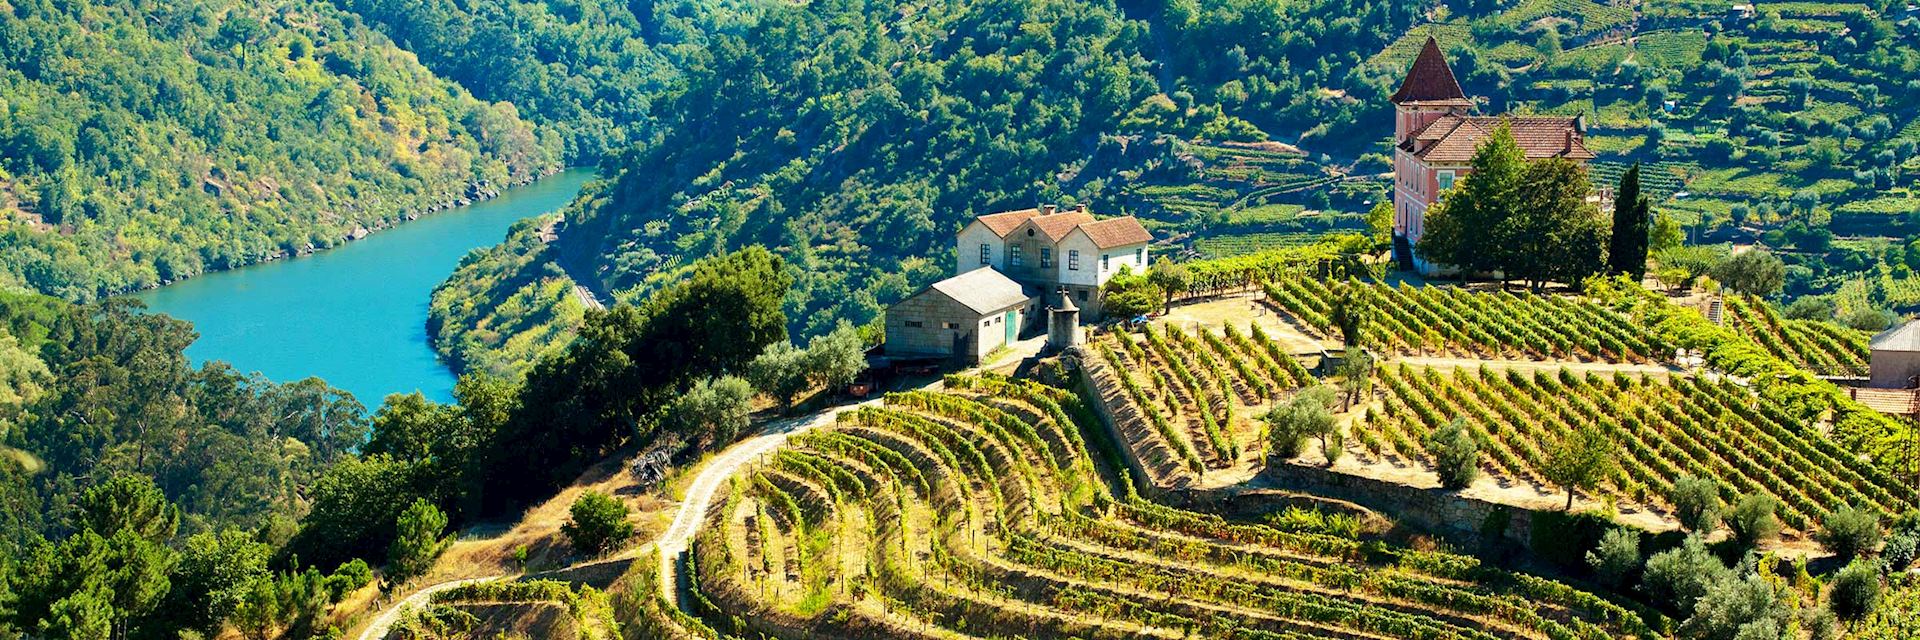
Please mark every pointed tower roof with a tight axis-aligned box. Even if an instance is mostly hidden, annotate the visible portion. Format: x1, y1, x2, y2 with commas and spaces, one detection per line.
1390, 37, 1472, 106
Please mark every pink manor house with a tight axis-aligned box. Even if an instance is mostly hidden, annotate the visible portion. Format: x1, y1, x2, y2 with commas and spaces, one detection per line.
1390, 37, 1597, 270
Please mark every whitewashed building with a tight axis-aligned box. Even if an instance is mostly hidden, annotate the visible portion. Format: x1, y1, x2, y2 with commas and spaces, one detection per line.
953, 205, 1153, 319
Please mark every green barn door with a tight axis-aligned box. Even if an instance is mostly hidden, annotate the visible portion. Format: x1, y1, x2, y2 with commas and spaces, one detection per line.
1003, 310, 1015, 344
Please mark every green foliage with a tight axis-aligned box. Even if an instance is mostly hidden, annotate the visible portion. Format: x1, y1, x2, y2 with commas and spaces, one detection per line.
427, 215, 589, 379
386, 499, 451, 584
1815, 505, 1884, 562
1542, 421, 1619, 511
76, 475, 179, 543
1267, 386, 1337, 459
1723, 493, 1782, 551
1669, 475, 1724, 533
0, 0, 558, 300
1642, 535, 1731, 614
1586, 527, 1642, 589
1609, 163, 1652, 279
1680, 573, 1792, 640
670, 376, 756, 446
1103, 268, 1166, 319
1419, 128, 1608, 287
285, 455, 439, 572
803, 322, 869, 393
562, 491, 634, 556
1826, 560, 1883, 622
1713, 251, 1788, 297
160, 529, 271, 636
748, 342, 811, 411
1423, 417, 1481, 490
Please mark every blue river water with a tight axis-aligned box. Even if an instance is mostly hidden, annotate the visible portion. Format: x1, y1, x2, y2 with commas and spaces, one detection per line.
133, 169, 594, 405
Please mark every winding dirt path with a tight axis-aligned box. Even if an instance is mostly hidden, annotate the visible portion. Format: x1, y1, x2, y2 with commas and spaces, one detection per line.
355, 576, 499, 640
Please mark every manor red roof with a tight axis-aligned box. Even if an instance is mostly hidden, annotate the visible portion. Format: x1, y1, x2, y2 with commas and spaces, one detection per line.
1401, 115, 1596, 164
1391, 37, 1472, 107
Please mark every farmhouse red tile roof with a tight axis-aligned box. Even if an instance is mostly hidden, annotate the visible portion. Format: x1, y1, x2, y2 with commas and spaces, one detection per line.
976, 209, 1040, 236
1027, 211, 1096, 241
1401, 115, 1595, 164
1391, 37, 1472, 106
1077, 216, 1153, 249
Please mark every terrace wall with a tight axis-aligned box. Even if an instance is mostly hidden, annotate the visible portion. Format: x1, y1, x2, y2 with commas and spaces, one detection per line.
1259, 461, 1539, 550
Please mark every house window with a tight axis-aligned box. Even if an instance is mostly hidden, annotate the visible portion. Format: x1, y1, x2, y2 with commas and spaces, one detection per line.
1010, 245, 1023, 267
979, 243, 991, 265
1078, 290, 1089, 301
904, 320, 923, 328
1068, 250, 1080, 270
1438, 170, 1456, 192
942, 322, 958, 329
1101, 254, 1110, 271
1134, 248, 1143, 264
1040, 247, 1052, 268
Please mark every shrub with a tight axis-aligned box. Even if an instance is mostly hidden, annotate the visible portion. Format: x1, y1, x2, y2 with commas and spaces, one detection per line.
1827, 560, 1883, 622
1424, 417, 1480, 490
1882, 532, 1918, 572
387, 499, 452, 584
1669, 476, 1722, 533
669, 376, 755, 445
1680, 573, 1791, 640
1814, 505, 1883, 561
1642, 535, 1731, 613
1801, 606, 1838, 640
1723, 493, 1780, 550
1266, 386, 1336, 459
1587, 527, 1643, 589
562, 491, 635, 556
1531, 510, 1612, 572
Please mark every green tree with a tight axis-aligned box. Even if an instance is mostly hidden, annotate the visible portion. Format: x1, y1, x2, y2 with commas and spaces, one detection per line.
1330, 284, 1369, 347
386, 499, 451, 584
1723, 493, 1782, 550
1542, 422, 1619, 511
76, 475, 179, 543
1266, 386, 1337, 461
1669, 476, 1724, 533
1424, 417, 1480, 490
1608, 163, 1652, 279
1147, 258, 1193, 310
669, 376, 756, 445
1364, 201, 1394, 248
1681, 573, 1792, 640
1586, 527, 1641, 589
804, 322, 869, 393
1815, 505, 1884, 562
1334, 347, 1374, 411
1418, 123, 1528, 274
159, 529, 271, 636
1497, 158, 1608, 290
562, 491, 634, 556
1642, 535, 1730, 614
1712, 251, 1786, 297
1827, 559, 1883, 623
748, 342, 812, 412
1650, 214, 1685, 253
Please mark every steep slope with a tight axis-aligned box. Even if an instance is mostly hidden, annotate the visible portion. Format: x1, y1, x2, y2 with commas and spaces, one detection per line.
432, 0, 1426, 373
0, 0, 559, 299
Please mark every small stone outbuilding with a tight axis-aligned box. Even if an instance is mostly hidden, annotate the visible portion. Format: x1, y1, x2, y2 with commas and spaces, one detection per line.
885, 268, 1036, 364
1869, 320, 1920, 388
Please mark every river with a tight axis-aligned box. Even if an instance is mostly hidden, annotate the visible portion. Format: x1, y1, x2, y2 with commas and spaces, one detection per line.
134, 168, 595, 405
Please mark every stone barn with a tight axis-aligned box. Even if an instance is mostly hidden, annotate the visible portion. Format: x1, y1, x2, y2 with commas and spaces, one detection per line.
1870, 320, 1920, 388
884, 267, 1037, 364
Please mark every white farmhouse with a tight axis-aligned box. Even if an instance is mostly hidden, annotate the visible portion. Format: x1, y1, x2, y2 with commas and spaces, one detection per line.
953, 204, 1153, 320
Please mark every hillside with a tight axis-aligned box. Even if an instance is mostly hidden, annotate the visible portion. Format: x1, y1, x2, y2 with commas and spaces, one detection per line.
0, 0, 559, 300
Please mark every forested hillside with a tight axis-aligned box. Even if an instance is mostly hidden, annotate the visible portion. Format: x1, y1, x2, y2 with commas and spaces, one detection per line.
0, 0, 559, 300
329, 0, 760, 162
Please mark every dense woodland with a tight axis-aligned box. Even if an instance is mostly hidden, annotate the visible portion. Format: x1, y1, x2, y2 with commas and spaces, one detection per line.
0, 0, 562, 300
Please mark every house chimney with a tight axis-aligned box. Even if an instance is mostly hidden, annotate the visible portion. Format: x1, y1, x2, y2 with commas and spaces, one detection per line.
1565, 129, 1575, 151
1075, 203, 1089, 214
1041, 204, 1058, 215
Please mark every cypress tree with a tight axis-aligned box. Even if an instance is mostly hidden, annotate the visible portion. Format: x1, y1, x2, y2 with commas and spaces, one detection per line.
1609, 163, 1652, 279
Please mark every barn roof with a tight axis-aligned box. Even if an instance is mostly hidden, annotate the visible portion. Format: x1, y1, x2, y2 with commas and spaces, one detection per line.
928, 268, 1032, 314
1871, 320, 1920, 352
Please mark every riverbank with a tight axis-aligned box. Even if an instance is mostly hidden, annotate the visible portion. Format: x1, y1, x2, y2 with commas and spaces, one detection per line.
121, 169, 568, 296
134, 169, 595, 404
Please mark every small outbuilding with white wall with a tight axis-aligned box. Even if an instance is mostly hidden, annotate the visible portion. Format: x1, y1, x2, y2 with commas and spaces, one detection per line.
1869, 320, 1920, 388
884, 268, 1036, 364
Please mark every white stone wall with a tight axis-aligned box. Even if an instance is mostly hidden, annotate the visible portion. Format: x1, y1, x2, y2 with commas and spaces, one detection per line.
955, 222, 1004, 275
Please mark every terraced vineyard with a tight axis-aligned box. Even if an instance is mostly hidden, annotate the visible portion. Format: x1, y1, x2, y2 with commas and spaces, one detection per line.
1721, 294, 1870, 377
1355, 365, 1918, 530
1263, 277, 1666, 363
1092, 323, 1317, 481
663, 375, 1669, 640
